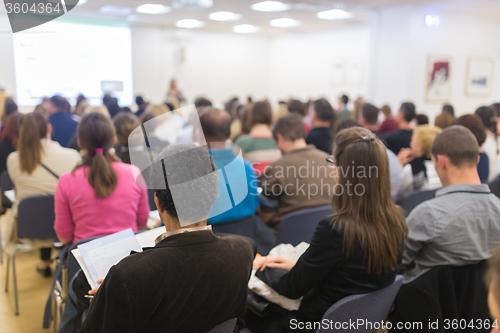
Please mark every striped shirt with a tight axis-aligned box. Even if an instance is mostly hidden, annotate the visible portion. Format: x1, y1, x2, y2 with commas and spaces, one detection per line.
402, 183, 500, 283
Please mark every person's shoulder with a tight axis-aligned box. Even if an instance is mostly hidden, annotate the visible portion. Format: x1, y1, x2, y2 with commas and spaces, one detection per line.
407, 199, 435, 222
7, 151, 19, 165
217, 235, 254, 259
306, 146, 330, 158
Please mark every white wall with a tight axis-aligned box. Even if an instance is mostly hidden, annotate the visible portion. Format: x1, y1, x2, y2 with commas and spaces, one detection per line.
0, 14, 16, 97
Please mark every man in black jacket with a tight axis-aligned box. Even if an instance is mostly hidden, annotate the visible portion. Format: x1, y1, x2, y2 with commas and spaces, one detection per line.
78, 143, 254, 333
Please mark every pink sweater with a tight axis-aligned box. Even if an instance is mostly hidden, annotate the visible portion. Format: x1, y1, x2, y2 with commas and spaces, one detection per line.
54, 162, 150, 243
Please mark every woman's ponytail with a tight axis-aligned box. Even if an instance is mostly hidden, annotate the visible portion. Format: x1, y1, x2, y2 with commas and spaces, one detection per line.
88, 149, 118, 198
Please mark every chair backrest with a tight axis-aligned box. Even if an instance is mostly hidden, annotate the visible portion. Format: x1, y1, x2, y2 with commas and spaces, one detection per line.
489, 176, 500, 199
17, 194, 57, 240
1, 170, 14, 209
148, 189, 157, 211
276, 205, 333, 246
401, 189, 438, 217
206, 318, 237, 333
317, 275, 403, 333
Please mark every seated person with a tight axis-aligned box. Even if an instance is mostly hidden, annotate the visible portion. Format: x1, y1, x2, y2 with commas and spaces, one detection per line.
384, 102, 416, 155
248, 127, 407, 333
48, 95, 79, 147
397, 125, 442, 199
402, 125, 500, 284
235, 101, 280, 175
78, 143, 254, 333
198, 108, 258, 224
415, 114, 429, 126
288, 99, 311, 133
259, 114, 335, 231
378, 104, 398, 135
306, 98, 336, 154
336, 94, 351, 120
54, 112, 150, 244
113, 112, 148, 164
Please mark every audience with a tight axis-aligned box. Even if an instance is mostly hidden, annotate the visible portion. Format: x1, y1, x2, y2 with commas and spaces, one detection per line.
259, 114, 335, 231
287, 99, 311, 133
6, 113, 81, 276
306, 98, 336, 154
54, 112, 149, 245
379, 104, 398, 135
434, 112, 454, 130
198, 108, 258, 224
384, 102, 417, 155
402, 125, 500, 283
0, 112, 23, 175
397, 125, 442, 199
249, 127, 407, 332
336, 94, 351, 120
235, 101, 280, 175
78, 143, 253, 333
456, 114, 489, 183
476, 106, 500, 181
2, 98, 18, 123
48, 95, 79, 147
415, 114, 429, 126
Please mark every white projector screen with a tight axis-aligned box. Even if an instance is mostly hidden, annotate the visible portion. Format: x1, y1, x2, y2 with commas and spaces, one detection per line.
13, 18, 133, 106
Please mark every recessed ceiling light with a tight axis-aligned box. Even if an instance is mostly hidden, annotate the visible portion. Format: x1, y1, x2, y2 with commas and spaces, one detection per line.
98, 5, 133, 16
137, 4, 172, 14
209, 11, 242, 22
251, 1, 290, 12
233, 24, 260, 33
317, 9, 353, 20
270, 18, 301, 28
176, 19, 205, 29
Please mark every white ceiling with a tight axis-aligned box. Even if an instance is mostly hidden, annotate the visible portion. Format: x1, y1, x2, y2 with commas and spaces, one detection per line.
53, 0, 500, 35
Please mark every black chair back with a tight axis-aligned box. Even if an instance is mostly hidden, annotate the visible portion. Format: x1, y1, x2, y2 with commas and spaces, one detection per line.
489, 176, 500, 199
1, 170, 14, 210
401, 189, 438, 217
17, 194, 57, 240
148, 189, 157, 211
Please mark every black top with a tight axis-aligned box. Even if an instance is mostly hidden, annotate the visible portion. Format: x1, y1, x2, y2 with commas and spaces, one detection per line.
263, 218, 400, 323
78, 231, 254, 333
306, 127, 332, 154
384, 129, 413, 155
0, 140, 15, 175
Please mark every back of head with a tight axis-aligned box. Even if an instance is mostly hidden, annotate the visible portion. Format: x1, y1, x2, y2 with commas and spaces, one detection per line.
442, 104, 455, 117
249, 101, 273, 128
103, 94, 114, 107
18, 113, 48, 174
341, 95, 349, 105
333, 127, 407, 274
78, 112, 118, 198
414, 125, 442, 159
361, 103, 379, 125
475, 106, 496, 131
313, 98, 335, 124
195, 97, 213, 110
150, 143, 219, 226
432, 125, 479, 168
415, 114, 429, 126
435, 112, 454, 129
400, 102, 416, 123
4, 98, 18, 118
136, 96, 144, 106
335, 119, 361, 133
1, 112, 24, 147
381, 105, 392, 117
224, 97, 239, 115
456, 114, 487, 147
491, 103, 500, 118
288, 99, 306, 117
199, 108, 232, 142
113, 112, 141, 147
272, 114, 307, 142
50, 95, 69, 113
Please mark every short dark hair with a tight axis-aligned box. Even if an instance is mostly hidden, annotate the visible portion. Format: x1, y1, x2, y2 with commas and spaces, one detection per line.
491, 103, 500, 117
335, 119, 361, 133
51, 95, 70, 113
361, 103, 379, 125
150, 143, 219, 224
399, 102, 416, 122
415, 114, 429, 126
249, 101, 273, 127
475, 106, 496, 129
136, 96, 144, 106
455, 114, 487, 147
273, 114, 307, 142
199, 108, 232, 141
431, 125, 479, 167
341, 95, 349, 105
313, 98, 335, 123
442, 104, 454, 117
4, 98, 18, 116
288, 99, 306, 117
195, 97, 213, 109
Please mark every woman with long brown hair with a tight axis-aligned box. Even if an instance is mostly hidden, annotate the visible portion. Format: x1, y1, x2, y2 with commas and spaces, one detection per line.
250, 127, 408, 332
54, 113, 149, 247
6, 112, 81, 276
0, 111, 24, 174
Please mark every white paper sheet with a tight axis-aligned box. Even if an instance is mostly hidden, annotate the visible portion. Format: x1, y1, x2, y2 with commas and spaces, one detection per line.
4, 190, 16, 203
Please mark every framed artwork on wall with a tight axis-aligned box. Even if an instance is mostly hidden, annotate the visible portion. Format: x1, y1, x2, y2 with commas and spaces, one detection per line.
465, 57, 494, 98
426, 55, 453, 103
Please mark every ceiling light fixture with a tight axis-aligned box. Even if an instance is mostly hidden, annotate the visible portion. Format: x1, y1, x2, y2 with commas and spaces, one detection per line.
136, 4, 172, 14
270, 18, 301, 28
425, 15, 440, 28
98, 6, 133, 16
233, 24, 260, 33
251, 1, 290, 13
209, 11, 242, 22
317, 9, 353, 20
176, 19, 205, 29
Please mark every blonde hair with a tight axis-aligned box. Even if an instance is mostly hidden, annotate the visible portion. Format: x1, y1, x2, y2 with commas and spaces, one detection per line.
414, 125, 442, 159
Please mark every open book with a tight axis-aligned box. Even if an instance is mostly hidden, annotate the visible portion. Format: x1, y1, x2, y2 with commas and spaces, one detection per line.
72, 227, 167, 289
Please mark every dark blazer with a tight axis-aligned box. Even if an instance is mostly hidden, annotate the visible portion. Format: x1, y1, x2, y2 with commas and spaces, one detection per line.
263, 218, 400, 323
78, 231, 254, 333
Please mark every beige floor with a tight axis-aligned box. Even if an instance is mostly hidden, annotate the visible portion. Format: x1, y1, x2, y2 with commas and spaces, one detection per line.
0, 249, 56, 333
